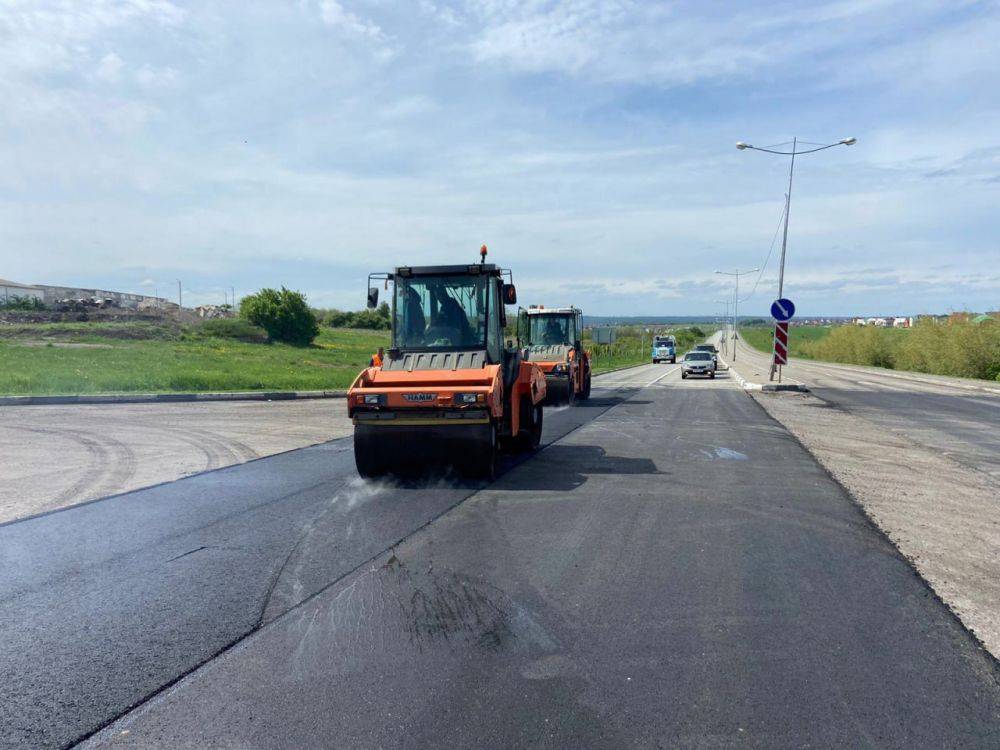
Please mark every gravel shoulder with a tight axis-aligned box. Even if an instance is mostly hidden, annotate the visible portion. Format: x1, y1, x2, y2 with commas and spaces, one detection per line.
749, 388, 1000, 659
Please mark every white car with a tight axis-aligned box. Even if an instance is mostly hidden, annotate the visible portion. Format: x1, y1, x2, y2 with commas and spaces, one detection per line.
681, 351, 716, 379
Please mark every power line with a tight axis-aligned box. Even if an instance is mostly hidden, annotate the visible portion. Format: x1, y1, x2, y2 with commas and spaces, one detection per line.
739, 199, 787, 303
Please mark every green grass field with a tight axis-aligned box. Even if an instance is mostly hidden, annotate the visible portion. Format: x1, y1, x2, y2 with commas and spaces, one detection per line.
739, 325, 832, 358
0, 325, 389, 395
0, 319, 721, 395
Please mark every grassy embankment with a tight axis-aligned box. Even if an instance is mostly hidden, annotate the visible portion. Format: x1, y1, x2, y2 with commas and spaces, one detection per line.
739, 325, 833, 359
0, 318, 719, 394
0, 322, 388, 395
741, 320, 1000, 381
585, 326, 713, 374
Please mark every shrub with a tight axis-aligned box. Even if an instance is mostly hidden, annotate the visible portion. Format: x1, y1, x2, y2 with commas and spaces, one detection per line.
315, 301, 391, 330
194, 318, 268, 343
240, 288, 320, 345
802, 326, 896, 368
801, 318, 1000, 381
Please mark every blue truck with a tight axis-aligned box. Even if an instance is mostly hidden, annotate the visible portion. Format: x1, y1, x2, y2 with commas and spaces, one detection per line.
651, 334, 676, 364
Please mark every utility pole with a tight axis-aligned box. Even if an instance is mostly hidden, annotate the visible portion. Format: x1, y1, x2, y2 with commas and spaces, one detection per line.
715, 268, 759, 362
736, 135, 856, 378
714, 299, 732, 355
177, 280, 182, 310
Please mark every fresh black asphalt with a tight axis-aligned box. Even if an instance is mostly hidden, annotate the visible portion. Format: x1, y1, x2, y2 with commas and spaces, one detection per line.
0, 384, 626, 750
3, 365, 999, 748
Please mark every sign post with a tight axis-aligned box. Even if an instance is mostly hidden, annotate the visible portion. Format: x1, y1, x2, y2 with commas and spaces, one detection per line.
769, 298, 795, 382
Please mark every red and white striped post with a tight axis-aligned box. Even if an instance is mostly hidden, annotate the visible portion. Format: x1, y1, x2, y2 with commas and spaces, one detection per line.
772, 322, 789, 382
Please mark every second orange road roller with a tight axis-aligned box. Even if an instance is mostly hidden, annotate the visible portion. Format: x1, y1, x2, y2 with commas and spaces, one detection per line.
347, 247, 547, 479
517, 305, 592, 405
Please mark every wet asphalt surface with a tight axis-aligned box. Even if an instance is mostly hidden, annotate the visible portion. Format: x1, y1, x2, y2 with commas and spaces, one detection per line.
4, 364, 1000, 748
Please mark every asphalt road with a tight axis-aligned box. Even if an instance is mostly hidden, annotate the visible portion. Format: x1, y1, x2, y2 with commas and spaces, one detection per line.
3, 363, 999, 748
726, 333, 1000, 480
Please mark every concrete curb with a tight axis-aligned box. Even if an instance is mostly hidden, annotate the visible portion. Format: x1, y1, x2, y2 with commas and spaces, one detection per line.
0, 390, 348, 406
717, 355, 808, 393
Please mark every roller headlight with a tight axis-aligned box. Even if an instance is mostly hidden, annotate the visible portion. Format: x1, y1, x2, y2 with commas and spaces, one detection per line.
362, 393, 385, 405
551, 363, 568, 374
454, 392, 482, 404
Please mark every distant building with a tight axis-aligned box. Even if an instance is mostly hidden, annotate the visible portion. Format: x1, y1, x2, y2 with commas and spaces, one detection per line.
892, 317, 911, 328
0, 278, 44, 304
35, 284, 171, 310
194, 304, 234, 319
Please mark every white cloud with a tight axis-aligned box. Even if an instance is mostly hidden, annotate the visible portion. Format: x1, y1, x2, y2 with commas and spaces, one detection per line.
1, 1, 999, 314
134, 64, 178, 88
0, 0, 185, 76
94, 51, 125, 82
318, 0, 385, 40
379, 95, 437, 119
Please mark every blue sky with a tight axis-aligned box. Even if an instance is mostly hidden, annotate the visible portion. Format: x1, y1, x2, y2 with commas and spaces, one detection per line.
2, 0, 998, 316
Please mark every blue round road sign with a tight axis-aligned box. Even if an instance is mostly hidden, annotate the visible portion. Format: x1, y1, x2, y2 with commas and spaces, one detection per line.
771, 298, 795, 321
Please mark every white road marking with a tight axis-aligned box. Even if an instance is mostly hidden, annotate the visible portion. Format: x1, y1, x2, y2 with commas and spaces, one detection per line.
645, 365, 681, 387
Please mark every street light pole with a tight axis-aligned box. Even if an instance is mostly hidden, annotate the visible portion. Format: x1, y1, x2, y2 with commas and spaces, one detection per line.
735, 135, 856, 377
778, 137, 796, 299
714, 299, 732, 355
715, 268, 759, 362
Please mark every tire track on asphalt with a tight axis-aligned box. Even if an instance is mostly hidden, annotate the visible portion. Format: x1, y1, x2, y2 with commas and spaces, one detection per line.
7, 425, 137, 510
107, 417, 259, 473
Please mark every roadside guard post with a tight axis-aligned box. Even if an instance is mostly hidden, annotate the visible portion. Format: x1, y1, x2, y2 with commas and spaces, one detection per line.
770, 298, 794, 382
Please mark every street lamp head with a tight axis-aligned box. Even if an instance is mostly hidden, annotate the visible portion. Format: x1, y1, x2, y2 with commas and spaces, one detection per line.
840, 137, 857, 145
736, 141, 749, 150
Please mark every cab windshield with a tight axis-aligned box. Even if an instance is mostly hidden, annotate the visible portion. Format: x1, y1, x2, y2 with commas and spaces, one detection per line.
654, 337, 674, 347
394, 274, 488, 350
529, 314, 572, 346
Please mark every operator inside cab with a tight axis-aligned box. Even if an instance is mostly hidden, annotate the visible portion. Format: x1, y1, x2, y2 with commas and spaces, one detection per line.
541, 317, 566, 345
424, 286, 473, 347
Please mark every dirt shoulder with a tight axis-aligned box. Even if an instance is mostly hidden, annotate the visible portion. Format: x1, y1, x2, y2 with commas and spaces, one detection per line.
750, 388, 1000, 659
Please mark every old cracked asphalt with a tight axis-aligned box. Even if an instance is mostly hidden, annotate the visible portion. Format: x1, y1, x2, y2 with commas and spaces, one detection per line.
2, 364, 998, 749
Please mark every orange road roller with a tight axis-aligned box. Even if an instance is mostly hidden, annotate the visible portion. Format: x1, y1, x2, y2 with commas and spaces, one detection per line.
517, 305, 592, 405
347, 247, 547, 479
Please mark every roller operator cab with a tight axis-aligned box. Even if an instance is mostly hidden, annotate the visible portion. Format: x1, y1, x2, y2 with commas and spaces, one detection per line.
652, 334, 677, 364
348, 247, 547, 480
517, 306, 592, 405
